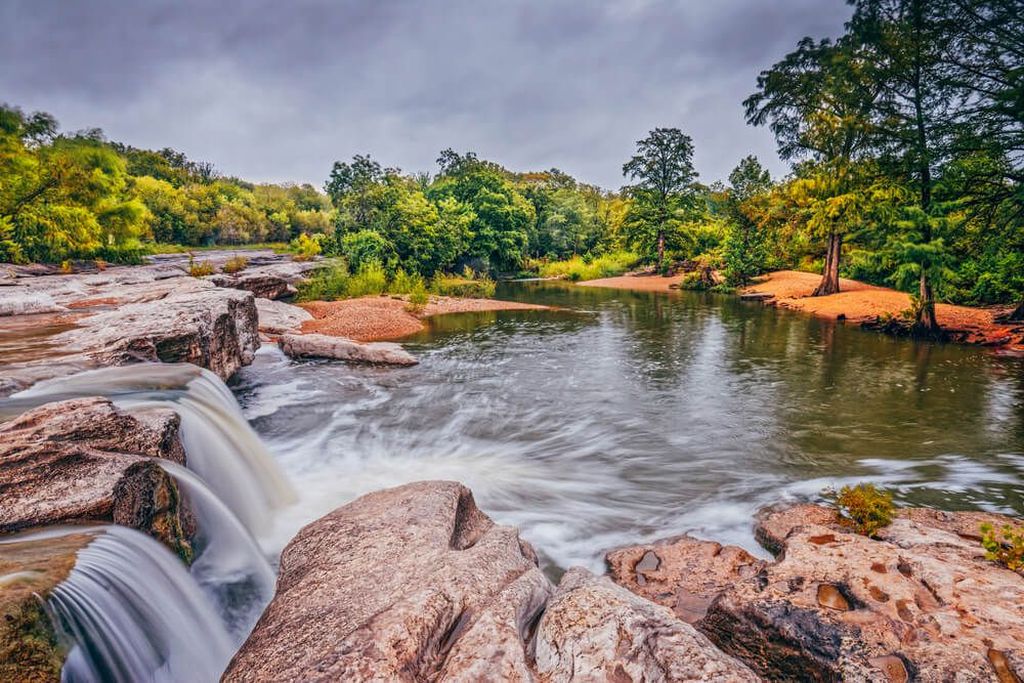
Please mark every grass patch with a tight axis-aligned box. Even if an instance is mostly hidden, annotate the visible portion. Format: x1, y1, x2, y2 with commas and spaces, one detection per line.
538, 251, 639, 282
187, 254, 216, 277
222, 255, 248, 274
430, 268, 496, 298
830, 483, 895, 537
149, 242, 289, 255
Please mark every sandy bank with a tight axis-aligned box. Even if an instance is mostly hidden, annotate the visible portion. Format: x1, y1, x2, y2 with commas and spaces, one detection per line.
577, 273, 685, 291
744, 270, 1023, 348
299, 295, 550, 342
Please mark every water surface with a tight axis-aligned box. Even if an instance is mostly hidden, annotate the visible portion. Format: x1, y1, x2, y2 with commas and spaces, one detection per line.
233, 282, 1024, 569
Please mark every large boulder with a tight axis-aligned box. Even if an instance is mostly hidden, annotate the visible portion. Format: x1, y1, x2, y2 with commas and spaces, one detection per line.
534, 567, 759, 682
255, 298, 313, 335
606, 535, 766, 623
279, 333, 417, 366
0, 398, 194, 561
223, 481, 551, 682
210, 273, 296, 301
696, 504, 1024, 682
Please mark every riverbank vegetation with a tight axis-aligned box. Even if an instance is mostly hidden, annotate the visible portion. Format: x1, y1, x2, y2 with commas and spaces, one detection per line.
1, 0, 1020, 330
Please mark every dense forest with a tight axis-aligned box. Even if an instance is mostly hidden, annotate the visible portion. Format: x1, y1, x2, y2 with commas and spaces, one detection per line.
1, 0, 1020, 326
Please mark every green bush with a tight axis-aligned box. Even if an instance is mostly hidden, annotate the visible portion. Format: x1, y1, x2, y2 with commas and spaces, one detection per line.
389, 268, 426, 295
831, 483, 895, 537
345, 260, 388, 297
980, 523, 1024, 572
405, 281, 430, 312
296, 261, 349, 301
339, 230, 394, 273
290, 233, 322, 261
538, 250, 639, 282
430, 267, 496, 298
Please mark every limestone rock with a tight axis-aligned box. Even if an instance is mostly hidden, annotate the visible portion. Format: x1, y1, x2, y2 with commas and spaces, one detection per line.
279, 332, 417, 366
223, 481, 551, 682
699, 504, 1024, 682
534, 567, 759, 682
0, 398, 193, 560
210, 273, 296, 301
606, 535, 766, 623
255, 298, 313, 335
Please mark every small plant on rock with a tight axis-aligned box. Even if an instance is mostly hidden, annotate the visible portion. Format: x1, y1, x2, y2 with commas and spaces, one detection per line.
187, 254, 216, 277
223, 255, 248, 274
832, 483, 895, 537
980, 523, 1024, 572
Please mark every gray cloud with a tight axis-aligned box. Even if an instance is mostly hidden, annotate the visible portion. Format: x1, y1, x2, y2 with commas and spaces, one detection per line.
0, 0, 849, 189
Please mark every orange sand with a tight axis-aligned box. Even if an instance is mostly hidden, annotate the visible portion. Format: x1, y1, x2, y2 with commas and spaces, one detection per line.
299, 295, 549, 342
578, 273, 686, 291
744, 271, 1022, 348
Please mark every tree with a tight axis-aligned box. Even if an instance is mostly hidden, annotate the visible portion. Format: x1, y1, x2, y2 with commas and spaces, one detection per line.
745, 37, 879, 295
621, 128, 698, 271
722, 156, 774, 285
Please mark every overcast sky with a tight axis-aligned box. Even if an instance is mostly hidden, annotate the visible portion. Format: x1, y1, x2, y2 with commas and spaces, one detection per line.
1, 0, 850, 190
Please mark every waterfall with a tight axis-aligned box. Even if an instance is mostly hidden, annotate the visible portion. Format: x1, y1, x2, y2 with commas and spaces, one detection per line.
9, 526, 236, 683
159, 461, 275, 638
9, 363, 296, 535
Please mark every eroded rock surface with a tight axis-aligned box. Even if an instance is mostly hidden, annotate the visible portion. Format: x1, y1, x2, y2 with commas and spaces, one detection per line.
223, 481, 550, 682
535, 567, 759, 682
279, 332, 417, 366
607, 535, 766, 623
697, 505, 1024, 682
0, 398, 193, 560
256, 298, 313, 335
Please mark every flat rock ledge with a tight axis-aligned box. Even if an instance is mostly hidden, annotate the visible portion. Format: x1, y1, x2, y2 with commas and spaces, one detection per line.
608, 504, 1024, 682
224, 481, 754, 682
279, 332, 418, 366
0, 397, 194, 560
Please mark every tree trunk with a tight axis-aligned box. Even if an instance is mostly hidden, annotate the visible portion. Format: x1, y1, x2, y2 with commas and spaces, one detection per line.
913, 270, 940, 333
656, 231, 666, 273
812, 231, 842, 297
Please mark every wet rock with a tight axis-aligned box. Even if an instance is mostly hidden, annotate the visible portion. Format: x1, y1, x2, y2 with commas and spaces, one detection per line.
607, 535, 766, 623
0, 291, 66, 316
53, 286, 259, 381
279, 333, 417, 366
0, 398, 194, 560
255, 298, 313, 335
535, 567, 759, 682
223, 481, 551, 682
698, 504, 1024, 682
0, 532, 95, 683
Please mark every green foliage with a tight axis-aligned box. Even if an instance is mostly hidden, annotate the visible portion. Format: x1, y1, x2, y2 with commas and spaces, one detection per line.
390, 268, 426, 295
430, 268, 496, 298
832, 483, 895, 537
405, 281, 430, 313
223, 255, 248, 274
980, 523, 1024, 572
296, 260, 350, 301
539, 250, 639, 282
290, 232, 322, 261
345, 260, 388, 297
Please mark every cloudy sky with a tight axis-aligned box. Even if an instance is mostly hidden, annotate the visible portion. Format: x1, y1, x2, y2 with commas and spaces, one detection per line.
1, 0, 850, 190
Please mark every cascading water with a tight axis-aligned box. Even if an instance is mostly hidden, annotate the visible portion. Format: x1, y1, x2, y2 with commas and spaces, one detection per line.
159, 461, 275, 637
8, 363, 296, 535
3, 526, 234, 683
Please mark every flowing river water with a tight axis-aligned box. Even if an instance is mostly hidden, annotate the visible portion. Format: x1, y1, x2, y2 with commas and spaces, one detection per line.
237, 281, 1024, 570
3, 279, 1023, 679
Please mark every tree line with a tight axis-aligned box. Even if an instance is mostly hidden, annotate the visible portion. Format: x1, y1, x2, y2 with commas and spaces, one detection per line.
0, 0, 1020, 329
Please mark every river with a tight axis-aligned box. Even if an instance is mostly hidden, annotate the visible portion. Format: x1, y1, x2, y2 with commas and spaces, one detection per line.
233, 281, 1024, 571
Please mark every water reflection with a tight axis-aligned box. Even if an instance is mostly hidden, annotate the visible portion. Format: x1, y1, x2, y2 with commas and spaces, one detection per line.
233, 281, 1024, 569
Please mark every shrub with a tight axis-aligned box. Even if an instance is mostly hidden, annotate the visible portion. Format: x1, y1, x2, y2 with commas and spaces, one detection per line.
187, 254, 216, 277
539, 251, 639, 282
345, 261, 388, 297
291, 233, 322, 261
980, 523, 1024, 572
296, 261, 349, 301
430, 267, 496, 298
223, 255, 248, 274
832, 483, 895, 537
339, 230, 393, 273
389, 268, 426, 295
405, 281, 430, 313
